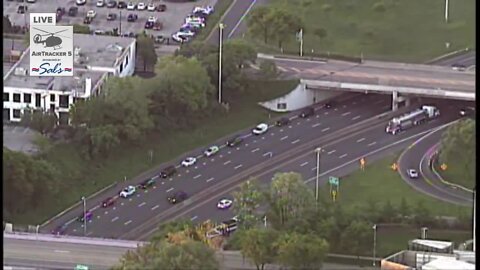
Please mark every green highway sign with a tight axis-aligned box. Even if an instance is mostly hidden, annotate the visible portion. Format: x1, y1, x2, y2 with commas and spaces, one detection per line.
75, 265, 89, 270
329, 176, 339, 186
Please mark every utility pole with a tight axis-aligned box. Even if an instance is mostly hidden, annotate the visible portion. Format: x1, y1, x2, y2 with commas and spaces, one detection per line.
119, 10, 122, 36
445, 0, 449, 23
81, 196, 86, 236
474, 187, 476, 252
298, 28, 304, 57
373, 224, 377, 267
218, 23, 225, 104
315, 147, 322, 202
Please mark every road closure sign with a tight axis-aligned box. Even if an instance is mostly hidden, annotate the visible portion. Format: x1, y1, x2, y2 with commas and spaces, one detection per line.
30, 13, 73, 77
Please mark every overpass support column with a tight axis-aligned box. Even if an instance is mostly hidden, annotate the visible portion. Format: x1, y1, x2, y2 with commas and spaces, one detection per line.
391, 91, 399, 111
405, 97, 411, 107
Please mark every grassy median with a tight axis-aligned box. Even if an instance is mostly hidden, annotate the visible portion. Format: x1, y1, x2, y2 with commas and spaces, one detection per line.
13, 79, 297, 225
249, 0, 475, 62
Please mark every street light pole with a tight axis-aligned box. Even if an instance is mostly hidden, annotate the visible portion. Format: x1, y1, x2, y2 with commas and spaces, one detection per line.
82, 196, 86, 236
444, 0, 449, 23
315, 147, 322, 202
218, 23, 225, 104
373, 224, 377, 267
119, 10, 122, 36
473, 187, 476, 252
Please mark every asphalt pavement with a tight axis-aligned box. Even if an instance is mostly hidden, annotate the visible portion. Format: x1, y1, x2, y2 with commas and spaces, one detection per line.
431, 51, 476, 68
43, 93, 393, 237
397, 123, 474, 206
169, 101, 469, 226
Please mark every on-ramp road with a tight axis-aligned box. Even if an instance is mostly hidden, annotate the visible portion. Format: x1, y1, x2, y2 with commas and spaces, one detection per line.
397, 122, 474, 206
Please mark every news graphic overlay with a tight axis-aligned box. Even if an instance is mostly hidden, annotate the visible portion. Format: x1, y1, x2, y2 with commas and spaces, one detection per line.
30, 13, 73, 76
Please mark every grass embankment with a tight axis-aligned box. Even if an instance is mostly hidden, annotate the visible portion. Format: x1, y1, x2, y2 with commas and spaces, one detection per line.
13, 79, 298, 225
249, 0, 475, 62
196, 0, 235, 41
434, 162, 475, 190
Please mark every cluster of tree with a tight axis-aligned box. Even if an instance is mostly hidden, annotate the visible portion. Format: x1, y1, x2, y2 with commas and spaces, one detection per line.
439, 119, 475, 189
114, 220, 220, 269
20, 109, 58, 135
3, 148, 61, 220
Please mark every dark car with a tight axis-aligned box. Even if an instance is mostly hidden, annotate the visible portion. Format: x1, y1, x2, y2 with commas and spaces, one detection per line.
160, 165, 177, 178
139, 178, 155, 189
101, 197, 115, 207
145, 21, 154, 29
168, 191, 188, 204
83, 16, 92, 24
17, 5, 28, 14
180, 25, 199, 33
56, 7, 66, 15
117, 1, 127, 8
452, 63, 467, 71
68, 7, 79, 16
299, 107, 314, 118
154, 35, 166, 44
127, 14, 138, 22
275, 117, 290, 127
324, 101, 336, 109
107, 13, 117, 20
193, 11, 208, 19
107, 0, 117, 8
51, 224, 68, 235
157, 4, 167, 11
459, 107, 475, 117
226, 135, 243, 147
77, 211, 93, 222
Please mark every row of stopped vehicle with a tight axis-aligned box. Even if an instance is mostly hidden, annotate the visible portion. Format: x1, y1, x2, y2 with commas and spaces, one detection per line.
386, 105, 440, 135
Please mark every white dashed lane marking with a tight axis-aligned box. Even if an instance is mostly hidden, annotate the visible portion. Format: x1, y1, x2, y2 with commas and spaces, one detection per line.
111, 217, 119, 222
206, 177, 214, 183
234, 164, 243, 170
191, 216, 198, 221
151, 205, 159, 210
138, 202, 146, 207
368, 141, 377, 146
300, 162, 308, 167
124, 220, 132, 226
251, 148, 260, 153
327, 150, 336, 155
280, 136, 289, 141
312, 123, 321, 128
291, 139, 300, 144
166, 188, 174, 193
223, 160, 231, 165
342, 112, 351, 116
352, 116, 361, 120
357, 138, 366, 143
193, 174, 201, 179
339, 154, 348, 159
322, 127, 330, 132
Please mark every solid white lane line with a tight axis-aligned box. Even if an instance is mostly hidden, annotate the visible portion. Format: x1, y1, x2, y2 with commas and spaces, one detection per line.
206, 177, 214, 183
191, 216, 198, 221
223, 160, 231, 165
124, 220, 132, 226
312, 123, 321, 128
311, 167, 317, 171
342, 112, 351, 116
234, 164, 243, 170
322, 127, 330, 132
300, 162, 308, 167
327, 150, 336, 155
368, 141, 377, 146
54, 250, 70, 254
193, 174, 201, 179
151, 205, 159, 210
251, 148, 260, 153
166, 188, 174, 193
138, 202, 146, 207
280, 136, 289, 141
152, 175, 159, 180
291, 139, 300, 144
357, 138, 366, 143
339, 154, 348, 159
352, 116, 361, 120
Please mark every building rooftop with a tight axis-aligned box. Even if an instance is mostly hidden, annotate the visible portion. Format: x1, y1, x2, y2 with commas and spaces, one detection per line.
422, 257, 475, 270
4, 34, 135, 95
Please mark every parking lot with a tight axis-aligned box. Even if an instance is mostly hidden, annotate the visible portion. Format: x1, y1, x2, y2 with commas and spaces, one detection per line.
4, 0, 217, 38
3, 125, 39, 155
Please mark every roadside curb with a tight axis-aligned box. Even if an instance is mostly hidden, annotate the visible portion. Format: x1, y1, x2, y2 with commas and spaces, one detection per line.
429, 147, 474, 193
40, 181, 119, 228
425, 48, 471, 64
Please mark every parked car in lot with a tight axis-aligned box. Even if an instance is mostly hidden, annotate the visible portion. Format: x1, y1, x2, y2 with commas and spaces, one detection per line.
127, 14, 138, 22
147, 2, 156, 11
157, 4, 167, 11
137, 2, 146, 10
87, 10, 97, 18
127, 1, 136, 10
101, 197, 115, 207
168, 191, 188, 204
118, 1, 127, 8
299, 107, 314, 118
17, 5, 28, 14
172, 33, 190, 43
139, 178, 155, 189
83, 16, 93, 24
107, 0, 117, 8
119, 185, 136, 198
193, 5, 213, 15
68, 7, 79, 16
107, 13, 117, 20
96, 0, 105, 7
275, 117, 289, 127
145, 21, 154, 29
76, 0, 86, 5
252, 123, 268, 135
160, 165, 177, 178
153, 21, 163, 30
181, 157, 197, 167
204, 145, 219, 157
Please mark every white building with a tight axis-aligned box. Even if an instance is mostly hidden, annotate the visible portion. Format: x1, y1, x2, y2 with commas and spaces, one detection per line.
3, 34, 136, 124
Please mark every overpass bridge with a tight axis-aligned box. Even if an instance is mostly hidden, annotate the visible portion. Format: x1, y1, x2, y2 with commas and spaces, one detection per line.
259, 54, 475, 112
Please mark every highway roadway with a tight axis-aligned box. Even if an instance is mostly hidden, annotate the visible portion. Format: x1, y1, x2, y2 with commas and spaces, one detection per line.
43, 93, 394, 238
397, 122, 474, 206
160, 101, 471, 230
258, 55, 475, 93
432, 51, 476, 68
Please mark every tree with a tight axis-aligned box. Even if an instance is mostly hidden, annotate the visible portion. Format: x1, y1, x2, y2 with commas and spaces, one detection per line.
379, 199, 396, 223
137, 33, 158, 72
399, 197, 410, 220
86, 124, 120, 158
247, 6, 275, 44
276, 232, 329, 270
413, 200, 433, 226
259, 60, 278, 79
269, 8, 304, 49
240, 228, 280, 270
266, 172, 315, 229
115, 240, 219, 270
152, 219, 195, 242
73, 24, 90, 34
20, 109, 58, 135
314, 27, 327, 44
3, 15, 12, 33
339, 220, 372, 260
232, 178, 264, 229
439, 119, 475, 188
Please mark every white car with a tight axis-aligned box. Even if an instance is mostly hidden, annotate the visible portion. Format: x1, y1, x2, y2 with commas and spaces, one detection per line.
186, 21, 205, 28
76, 0, 86, 5
87, 10, 97, 18
127, 2, 136, 10
137, 2, 146, 10
177, 29, 195, 37
185, 15, 205, 23
96, 0, 105, 7
204, 146, 219, 157
252, 123, 268, 135
217, 198, 233, 209
172, 33, 190, 43
147, 2, 155, 11
193, 5, 214, 15
181, 157, 197, 167
119, 185, 136, 198
407, 169, 418, 179
147, 16, 157, 23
